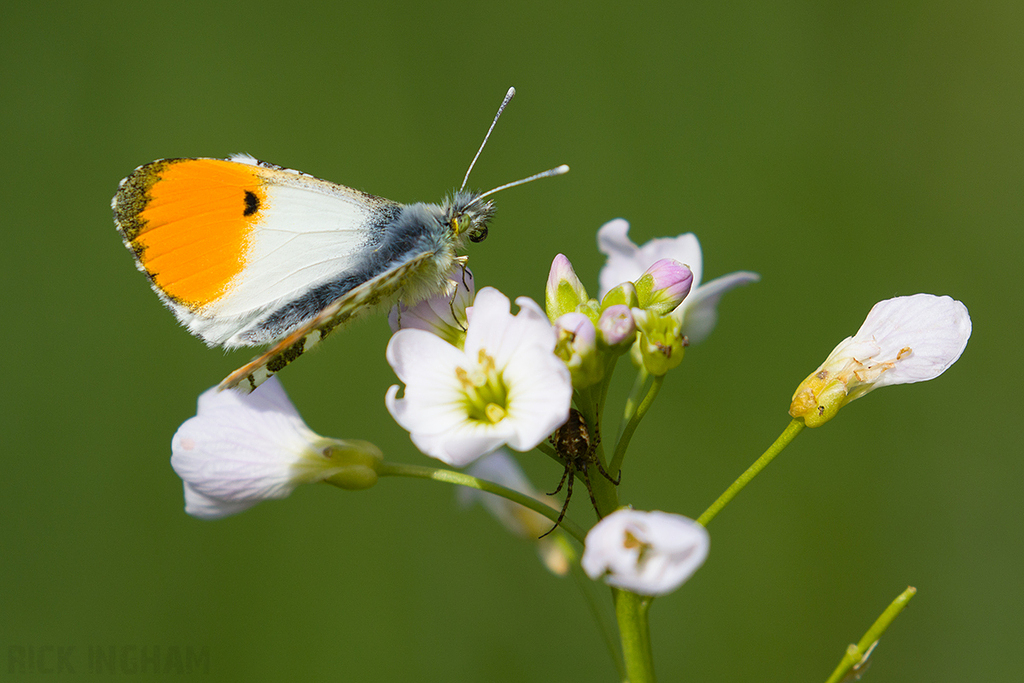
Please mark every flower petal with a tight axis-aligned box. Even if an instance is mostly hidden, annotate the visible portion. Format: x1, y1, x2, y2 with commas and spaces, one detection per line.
856, 294, 971, 388
673, 271, 761, 345
582, 509, 709, 596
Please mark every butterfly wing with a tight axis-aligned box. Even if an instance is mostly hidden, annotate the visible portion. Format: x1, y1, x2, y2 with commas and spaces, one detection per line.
113, 155, 404, 348
219, 251, 438, 393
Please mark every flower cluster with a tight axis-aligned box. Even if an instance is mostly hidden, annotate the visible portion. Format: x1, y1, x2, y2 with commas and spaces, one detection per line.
163, 213, 971, 617
544, 220, 760, 379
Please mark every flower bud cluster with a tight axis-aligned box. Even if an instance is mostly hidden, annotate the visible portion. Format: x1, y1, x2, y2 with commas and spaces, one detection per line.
545, 253, 694, 382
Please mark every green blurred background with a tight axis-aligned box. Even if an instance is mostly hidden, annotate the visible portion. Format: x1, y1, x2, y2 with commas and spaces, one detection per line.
3, 1, 1021, 681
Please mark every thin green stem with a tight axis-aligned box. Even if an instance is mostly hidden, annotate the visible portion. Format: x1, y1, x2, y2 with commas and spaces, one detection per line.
377, 462, 588, 544
696, 419, 805, 527
609, 374, 664, 478
614, 589, 656, 683
823, 587, 917, 683
619, 367, 650, 439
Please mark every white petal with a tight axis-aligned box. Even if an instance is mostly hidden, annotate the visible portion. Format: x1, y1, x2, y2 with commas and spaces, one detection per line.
170, 376, 337, 518
196, 374, 301, 421
182, 483, 258, 520
463, 287, 513, 356
674, 271, 761, 345
856, 294, 971, 387
467, 290, 555, 369
413, 423, 511, 467
386, 328, 467, 384
385, 384, 469, 439
582, 510, 709, 596
500, 348, 573, 450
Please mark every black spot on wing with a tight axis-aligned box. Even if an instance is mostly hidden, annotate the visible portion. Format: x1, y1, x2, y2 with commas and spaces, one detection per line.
243, 190, 260, 216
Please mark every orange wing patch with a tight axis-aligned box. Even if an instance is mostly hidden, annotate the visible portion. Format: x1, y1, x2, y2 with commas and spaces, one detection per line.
115, 159, 267, 309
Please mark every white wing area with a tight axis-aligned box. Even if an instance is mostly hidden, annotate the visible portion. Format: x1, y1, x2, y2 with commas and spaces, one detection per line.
205, 171, 393, 321
184, 166, 401, 346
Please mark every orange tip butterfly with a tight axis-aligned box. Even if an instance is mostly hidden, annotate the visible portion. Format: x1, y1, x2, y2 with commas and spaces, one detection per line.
113, 87, 568, 393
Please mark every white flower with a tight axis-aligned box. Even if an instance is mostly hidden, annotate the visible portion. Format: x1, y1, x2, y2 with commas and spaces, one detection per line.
386, 287, 573, 467
458, 450, 571, 575
388, 267, 475, 347
790, 294, 972, 427
582, 509, 710, 596
171, 377, 381, 519
597, 219, 759, 344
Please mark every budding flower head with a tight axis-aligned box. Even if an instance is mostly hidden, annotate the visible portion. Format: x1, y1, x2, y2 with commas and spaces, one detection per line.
789, 294, 972, 427
553, 312, 604, 388
582, 509, 710, 596
597, 304, 637, 349
598, 219, 759, 345
171, 377, 382, 520
631, 308, 686, 376
546, 254, 591, 321
634, 259, 693, 315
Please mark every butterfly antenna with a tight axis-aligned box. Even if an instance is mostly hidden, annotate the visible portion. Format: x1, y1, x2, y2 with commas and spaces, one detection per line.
461, 87, 517, 191
477, 164, 570, 201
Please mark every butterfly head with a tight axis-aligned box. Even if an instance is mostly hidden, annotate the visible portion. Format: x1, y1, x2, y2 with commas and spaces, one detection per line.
446, 190, 496, 244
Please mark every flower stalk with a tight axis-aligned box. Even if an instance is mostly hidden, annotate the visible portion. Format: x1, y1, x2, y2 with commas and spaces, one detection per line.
823, 586, 917, 683
615, 589, 656, 683
696, 419, 805, 527
377, 461, 589, 544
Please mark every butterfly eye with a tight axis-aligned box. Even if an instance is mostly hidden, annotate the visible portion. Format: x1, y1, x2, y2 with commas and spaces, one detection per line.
468, 224, 488, 243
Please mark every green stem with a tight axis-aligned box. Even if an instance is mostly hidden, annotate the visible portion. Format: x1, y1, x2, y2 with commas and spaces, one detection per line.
615, 589, 656, 683
377, 462, 588, 544
823, 587, 917, 683
609, 374, 664, 478
696, 418, 805, 527
619, 367, 650, 438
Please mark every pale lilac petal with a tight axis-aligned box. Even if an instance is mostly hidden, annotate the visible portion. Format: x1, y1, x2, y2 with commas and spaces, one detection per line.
459, 451, 570, 574
388, 268, 475, 340
170, 377, 375, 519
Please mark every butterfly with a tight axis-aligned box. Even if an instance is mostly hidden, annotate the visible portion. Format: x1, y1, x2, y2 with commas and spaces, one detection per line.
112, 87, 567, 393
